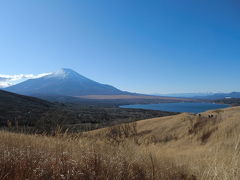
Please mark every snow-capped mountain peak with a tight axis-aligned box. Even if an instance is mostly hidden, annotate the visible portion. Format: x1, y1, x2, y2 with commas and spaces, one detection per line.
5, 68, 126, 96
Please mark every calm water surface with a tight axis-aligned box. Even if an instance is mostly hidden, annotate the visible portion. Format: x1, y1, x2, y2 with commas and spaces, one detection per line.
120, 102, 230, 113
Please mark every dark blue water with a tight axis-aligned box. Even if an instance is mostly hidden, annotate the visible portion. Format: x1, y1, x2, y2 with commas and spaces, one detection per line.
120, 102, 230, 113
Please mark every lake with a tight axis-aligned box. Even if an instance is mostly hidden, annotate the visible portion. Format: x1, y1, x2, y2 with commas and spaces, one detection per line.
120, 102, 230, 113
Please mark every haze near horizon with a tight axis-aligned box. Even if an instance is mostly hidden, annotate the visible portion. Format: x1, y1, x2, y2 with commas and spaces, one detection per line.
0, 0, 239, 94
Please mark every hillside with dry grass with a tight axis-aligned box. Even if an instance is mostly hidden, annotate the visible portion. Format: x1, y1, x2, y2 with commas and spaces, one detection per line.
1, 106, 240, 179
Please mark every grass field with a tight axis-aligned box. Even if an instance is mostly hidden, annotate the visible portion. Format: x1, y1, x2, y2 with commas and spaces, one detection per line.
1, 106, 240, 179
77, 94, 191, 100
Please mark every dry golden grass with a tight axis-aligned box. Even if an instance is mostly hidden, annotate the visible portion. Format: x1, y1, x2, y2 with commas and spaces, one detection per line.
86, 106, 240, 179
1, 106, 240, 179
0, 131, 195, 180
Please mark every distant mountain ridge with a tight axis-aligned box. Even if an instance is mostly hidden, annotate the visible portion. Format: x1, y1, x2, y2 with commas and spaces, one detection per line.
7, 68, 238, 102
153, 93, 214, 98
153, 92, 240, 100
6, 68, 129, 97
194, 92, 240, 100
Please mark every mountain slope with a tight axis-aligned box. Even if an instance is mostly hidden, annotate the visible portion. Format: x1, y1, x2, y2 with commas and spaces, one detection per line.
92, 106, 240, 146
0, 90, 53, 126
0, 89, 179, 133
86, 106, 240, 179
5, 68, 195, 104
6, 68, 127, 96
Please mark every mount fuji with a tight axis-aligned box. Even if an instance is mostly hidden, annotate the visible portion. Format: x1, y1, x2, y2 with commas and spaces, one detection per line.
5, 68, 129, 97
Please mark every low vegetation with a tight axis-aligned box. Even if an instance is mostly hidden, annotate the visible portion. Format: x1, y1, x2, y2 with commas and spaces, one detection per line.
1, 106, 240, 179
0, 90, 178, 134
2, 104, 177, 134
214, 98, 240, 106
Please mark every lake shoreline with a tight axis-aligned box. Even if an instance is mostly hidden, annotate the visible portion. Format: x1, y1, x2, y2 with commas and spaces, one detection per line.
120, 102, 230, 114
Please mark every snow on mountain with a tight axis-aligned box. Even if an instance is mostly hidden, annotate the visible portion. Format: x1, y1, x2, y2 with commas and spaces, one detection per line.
5, 68, 127, 96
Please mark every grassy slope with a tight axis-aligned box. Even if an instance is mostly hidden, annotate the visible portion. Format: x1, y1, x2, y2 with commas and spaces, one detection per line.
136, 106, 240, 147
1, 106, 240, 179
75, 94, 196, 106
133, 106, 240, 174
77, 94, 192, 100
92, 106, 240, 147
87, 106, 240, 179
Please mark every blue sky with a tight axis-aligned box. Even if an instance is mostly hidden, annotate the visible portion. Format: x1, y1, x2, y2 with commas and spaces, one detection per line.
0, 0, 239, 94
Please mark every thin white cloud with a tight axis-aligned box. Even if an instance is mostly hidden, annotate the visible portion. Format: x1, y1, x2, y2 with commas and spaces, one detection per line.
0, 73, 51, 88
0, 81, 12, 88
